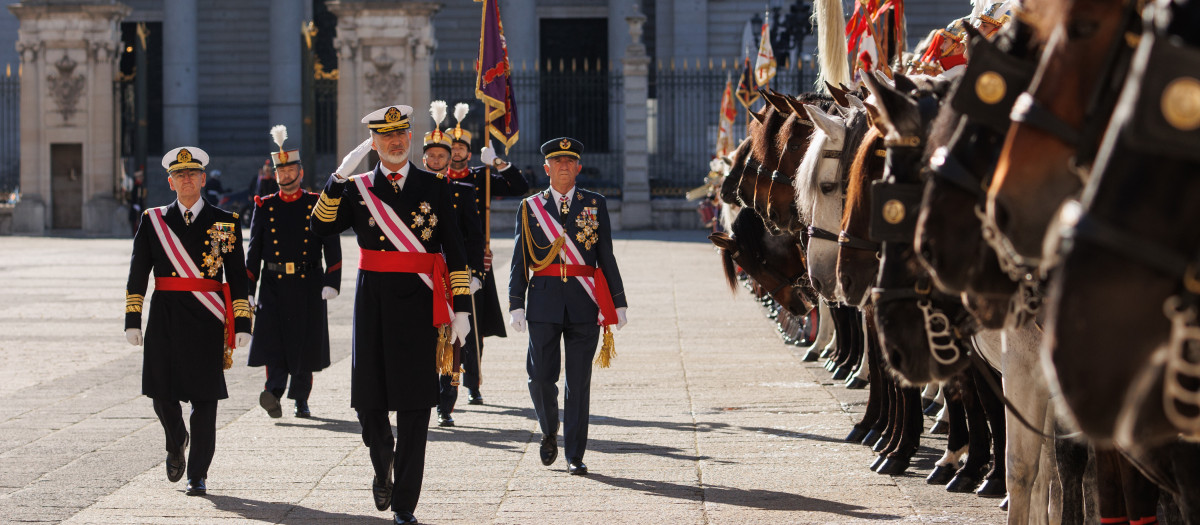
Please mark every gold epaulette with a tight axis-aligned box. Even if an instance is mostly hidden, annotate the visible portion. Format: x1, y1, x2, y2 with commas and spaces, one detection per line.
313, 192, 341, 223
233, 299, 252, 318
126, 292, 144, 314
449, 269, 471, 296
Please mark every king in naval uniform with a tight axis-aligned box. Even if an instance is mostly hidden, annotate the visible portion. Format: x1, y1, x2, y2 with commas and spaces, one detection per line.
508, 137, 628, 476
245, 125, 343, 419
310, 104, 474, 525
124, 146, 253, 496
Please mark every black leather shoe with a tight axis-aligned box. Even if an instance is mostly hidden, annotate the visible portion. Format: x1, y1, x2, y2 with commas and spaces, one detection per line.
259, 390, 282, 418
185, 478, 206, 496
467, 392, 484, 405
166, 433, 188, 482
539, 434, 558, 466
373, 473, 393, 511
437, 412, 455, 427
393, 510, 418, 524
294, 400, 311, 418
567, 460, 588, 475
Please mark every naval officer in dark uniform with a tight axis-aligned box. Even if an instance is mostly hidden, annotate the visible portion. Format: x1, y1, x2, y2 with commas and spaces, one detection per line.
310, 104, 474, 525
446, 102, 530, 404
125, 146, 253, 496
508, 137, 628, 475
246, 125, 343, 419
422, 101, 485, 428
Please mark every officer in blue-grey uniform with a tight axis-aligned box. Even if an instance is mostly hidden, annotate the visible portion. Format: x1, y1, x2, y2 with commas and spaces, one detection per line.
445, 102, 529, 405
246, 125, 343, 419
125, 146, 253, 496
508, 137, 628, 476
421, 101, 485, 428
311, 104, 474, 525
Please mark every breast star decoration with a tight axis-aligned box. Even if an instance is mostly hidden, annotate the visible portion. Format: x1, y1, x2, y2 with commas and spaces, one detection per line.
202, 222, 238, 277
411, 202, 437, 241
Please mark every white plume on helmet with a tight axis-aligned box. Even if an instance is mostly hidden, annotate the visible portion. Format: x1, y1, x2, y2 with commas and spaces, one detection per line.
270, 125, 288, 149
454, 102, 469, 124
430, 100, 447, 128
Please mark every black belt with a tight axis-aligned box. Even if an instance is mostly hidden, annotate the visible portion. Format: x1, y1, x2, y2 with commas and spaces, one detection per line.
265, 261, 317, 274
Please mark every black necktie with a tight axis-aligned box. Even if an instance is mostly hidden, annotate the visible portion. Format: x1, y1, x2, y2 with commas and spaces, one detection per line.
184, 209, 193, 225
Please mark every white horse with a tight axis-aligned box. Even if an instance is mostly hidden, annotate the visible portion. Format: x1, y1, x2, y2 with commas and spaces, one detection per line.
794, 104, 856, 303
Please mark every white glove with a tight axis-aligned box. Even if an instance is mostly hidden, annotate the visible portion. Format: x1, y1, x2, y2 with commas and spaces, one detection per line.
452, 312, 472, 346
334, 137, 373, 181
126, 328, 142, 346
616, 307, 628, 331
321, 286, 339, 300
247, 295, 257, 309
236, 332, 252, 348
509, 308, 527, 333
479, 146, 498, 166
469, 277, 482, 294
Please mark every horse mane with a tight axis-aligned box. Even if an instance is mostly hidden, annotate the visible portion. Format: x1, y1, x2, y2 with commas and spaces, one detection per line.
719, 209, 770, 291
773, 94, 835, 157
750, 106, 786, 169
842, 127, 886, 231
720, 137, 754, 204
793, 117, 833, 223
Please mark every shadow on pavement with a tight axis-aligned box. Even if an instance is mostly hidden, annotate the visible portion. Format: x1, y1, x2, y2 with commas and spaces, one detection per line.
273, 416, 361, 435
205, 494, 382, 524
427, 425, 532, 452
585, 474, 902, 519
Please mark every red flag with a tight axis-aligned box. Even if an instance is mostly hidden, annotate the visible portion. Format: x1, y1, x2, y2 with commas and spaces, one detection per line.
716, 75, 736, 158
474, 0, 519, 153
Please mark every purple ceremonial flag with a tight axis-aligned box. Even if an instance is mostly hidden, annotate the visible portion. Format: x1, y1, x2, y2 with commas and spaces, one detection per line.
475, 0, 519, 153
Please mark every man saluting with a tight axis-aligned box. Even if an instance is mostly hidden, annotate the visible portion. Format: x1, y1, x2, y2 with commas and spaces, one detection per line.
509, 137, 628, 476
124, 147, 253, 496
310, 104, 473, 525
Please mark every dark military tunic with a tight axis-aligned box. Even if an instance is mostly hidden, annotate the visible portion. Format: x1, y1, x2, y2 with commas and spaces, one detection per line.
448, 164, 529, 337
245, 191, 343, 374
509, 188, 627, 321
310, 162, 472, 412
125, 200, 253, 401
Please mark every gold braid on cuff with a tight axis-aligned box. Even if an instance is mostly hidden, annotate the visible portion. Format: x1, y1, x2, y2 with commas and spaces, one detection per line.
125, 293, 144, 314
313, 193, 341, 222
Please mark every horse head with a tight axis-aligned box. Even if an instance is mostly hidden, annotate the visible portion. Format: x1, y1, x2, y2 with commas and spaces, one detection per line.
710, 208, 816, 316
916, 19, 1042, 327
794, 104, 859, 301
863, 72, 974, 385
836, 126, 886, 307
985, 0, 1139, 275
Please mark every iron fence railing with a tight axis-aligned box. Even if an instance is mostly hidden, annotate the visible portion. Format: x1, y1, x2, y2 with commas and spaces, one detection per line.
648, 61, 818, 198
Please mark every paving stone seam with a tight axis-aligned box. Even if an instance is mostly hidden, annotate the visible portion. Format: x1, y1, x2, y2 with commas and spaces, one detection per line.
672, 263, 712, 525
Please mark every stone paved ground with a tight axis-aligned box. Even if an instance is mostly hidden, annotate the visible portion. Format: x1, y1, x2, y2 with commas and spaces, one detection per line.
0, 232, 1005, 524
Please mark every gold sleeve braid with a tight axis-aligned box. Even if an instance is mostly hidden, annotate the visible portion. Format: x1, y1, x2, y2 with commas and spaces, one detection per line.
313, 193, 341, 223
233, 299, 252, 319
449, 270, 471, 296
126, 293, 144, 314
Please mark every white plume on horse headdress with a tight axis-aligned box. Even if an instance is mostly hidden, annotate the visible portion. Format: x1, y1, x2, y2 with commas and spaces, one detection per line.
270, 125, 288, 150
430, 100, 447, 129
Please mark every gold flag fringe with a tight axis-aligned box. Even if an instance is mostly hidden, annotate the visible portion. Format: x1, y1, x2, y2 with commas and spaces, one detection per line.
594, 326, 616, 368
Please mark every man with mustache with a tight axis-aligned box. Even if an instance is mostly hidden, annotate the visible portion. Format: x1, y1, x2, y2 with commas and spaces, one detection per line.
311, 105, 474, 525
245, 125, 343, 419
125, 146, 253, 496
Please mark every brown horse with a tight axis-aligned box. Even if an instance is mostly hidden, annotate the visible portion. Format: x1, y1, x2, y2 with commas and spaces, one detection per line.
710, 207, 816, 316
836, 127, 886, 307
985, 0, 1140, 274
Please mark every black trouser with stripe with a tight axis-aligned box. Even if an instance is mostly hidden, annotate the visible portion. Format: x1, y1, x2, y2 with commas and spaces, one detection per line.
358, 408, 430, 513
152, 398, 217, 480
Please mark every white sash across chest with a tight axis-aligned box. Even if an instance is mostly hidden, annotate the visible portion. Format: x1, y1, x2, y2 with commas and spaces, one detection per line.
147, 207, 225, 321
352, 174, 455, 321
526, 194, 608, 323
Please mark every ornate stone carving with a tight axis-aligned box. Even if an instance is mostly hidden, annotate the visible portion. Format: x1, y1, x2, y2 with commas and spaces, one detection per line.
16, 40, 42, 65
47, 53, 86, 121
626, 4, 647, 56
365, 57, 405, 106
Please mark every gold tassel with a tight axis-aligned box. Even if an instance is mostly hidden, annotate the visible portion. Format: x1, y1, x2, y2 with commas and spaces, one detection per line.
594, 326, 616, 368
435, 325, 455, 375
222, 325, 233, 370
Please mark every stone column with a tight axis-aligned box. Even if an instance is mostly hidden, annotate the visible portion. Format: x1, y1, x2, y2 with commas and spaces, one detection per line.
162, 0, 197, 148
269, 0, 303, 145
9, 2, 130, 235
620, 5, 651, 229
327, 1, 440, 171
